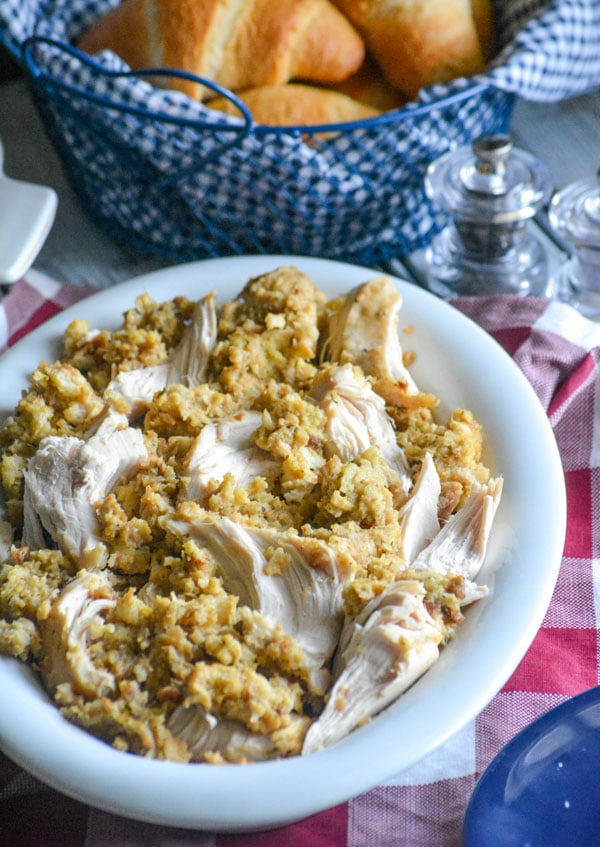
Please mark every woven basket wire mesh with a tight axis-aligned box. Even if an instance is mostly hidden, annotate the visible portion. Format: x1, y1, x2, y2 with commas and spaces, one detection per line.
19, 35, 515, 267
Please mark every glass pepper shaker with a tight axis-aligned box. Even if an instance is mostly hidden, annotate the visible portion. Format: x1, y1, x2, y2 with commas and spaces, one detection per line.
548, 171, 600, 318
424, 133, 553, 298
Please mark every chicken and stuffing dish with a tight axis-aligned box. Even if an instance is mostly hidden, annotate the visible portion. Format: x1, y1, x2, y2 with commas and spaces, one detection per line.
0, 267, 501, 763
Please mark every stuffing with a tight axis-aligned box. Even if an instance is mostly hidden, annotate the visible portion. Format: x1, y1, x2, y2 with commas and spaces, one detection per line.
0, 267, 501, 761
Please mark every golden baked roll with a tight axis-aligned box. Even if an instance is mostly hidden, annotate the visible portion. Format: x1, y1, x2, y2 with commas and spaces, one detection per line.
329, 0, 494, 99
470, 0, 497, 60
327, 56, 406, 112
77, 0, 366, 101
208, 84, 380, 127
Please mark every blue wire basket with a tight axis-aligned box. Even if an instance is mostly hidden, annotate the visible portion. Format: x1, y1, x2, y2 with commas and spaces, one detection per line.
10, 28, 518, 267
4, 0, 600, 267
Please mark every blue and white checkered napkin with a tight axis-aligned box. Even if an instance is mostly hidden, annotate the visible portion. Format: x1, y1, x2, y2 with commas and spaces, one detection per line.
489, 0, 600, 101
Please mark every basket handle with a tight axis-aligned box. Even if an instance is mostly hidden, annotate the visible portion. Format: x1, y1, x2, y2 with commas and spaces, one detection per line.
20, 36, 254, 154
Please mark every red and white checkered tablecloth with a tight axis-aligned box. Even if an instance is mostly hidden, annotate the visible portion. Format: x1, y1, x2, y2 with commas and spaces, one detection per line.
1, 270, 597, 847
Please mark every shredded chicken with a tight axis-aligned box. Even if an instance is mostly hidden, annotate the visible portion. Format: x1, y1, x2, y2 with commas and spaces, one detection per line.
108, 291, 217, 416
23, 423, 147, 568
303, 474, 501, 753
169, 516, 348, 690
0, 509, 13, 564
303, 580, 442, 754
167, 702, 309, 763
412, 477, 503, 604
321, 277, 418, 391
397, 452, 441, 563
184, 411, 279, 503
0, 266, 502, 763
312, 363, 412, 496
40, 571, 117, 698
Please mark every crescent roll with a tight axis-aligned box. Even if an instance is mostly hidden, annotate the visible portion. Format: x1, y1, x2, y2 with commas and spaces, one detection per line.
77, 0, 366, 100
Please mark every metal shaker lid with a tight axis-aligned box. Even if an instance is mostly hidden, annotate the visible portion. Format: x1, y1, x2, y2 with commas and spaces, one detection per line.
425, 133, 553, 224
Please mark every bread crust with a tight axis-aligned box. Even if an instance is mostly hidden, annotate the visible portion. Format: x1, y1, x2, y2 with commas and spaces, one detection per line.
470, 0, 496, 61
208, 84, 380, 127
330, 0, 491, 99
78, 0, 156, 69
78, 0, 365, 100
328, 56, 406, 112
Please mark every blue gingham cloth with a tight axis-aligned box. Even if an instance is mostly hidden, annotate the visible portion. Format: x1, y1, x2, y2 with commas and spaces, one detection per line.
489, 0, 600, 100
0, 0, 599, 266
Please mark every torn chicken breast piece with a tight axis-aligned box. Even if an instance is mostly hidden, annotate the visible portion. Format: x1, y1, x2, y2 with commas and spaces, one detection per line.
413, 477, 503, 579
169, 516, 350, 679
21, 482, 46, 552
304, 471, 501, 755
169, 292, 218, 387
108, 291, 217, 415
397, 452, 441, 564
39, 571, 117, 698
85, 407, 130, 438
184, 411, 279, 503
311, 363, 412, 496
106, 363, 171, 418
241, 605, 331, 696
0, 507, 12, 562
321, 277, 419, 399
302, 579, 442, 754
168, 703, 273, 762
167, 703, 307, 762
22, 424, 147, 566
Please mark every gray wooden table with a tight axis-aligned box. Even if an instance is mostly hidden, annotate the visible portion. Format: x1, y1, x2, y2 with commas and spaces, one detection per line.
0, 77, 598, 289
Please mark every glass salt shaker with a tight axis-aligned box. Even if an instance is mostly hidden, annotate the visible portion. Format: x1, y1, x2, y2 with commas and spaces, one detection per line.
424, 133, 553, 298
548, 171, 600, 318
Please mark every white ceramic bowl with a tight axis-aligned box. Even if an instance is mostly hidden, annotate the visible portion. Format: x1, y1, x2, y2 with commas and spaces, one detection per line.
0, 256, 566, 832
